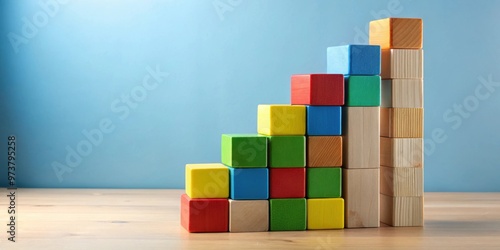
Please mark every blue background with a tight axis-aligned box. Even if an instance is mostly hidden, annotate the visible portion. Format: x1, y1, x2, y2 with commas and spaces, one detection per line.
1, 0, 499, 191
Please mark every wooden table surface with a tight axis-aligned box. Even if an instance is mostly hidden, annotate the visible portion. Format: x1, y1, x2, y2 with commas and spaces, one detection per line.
1, 189, 499, 249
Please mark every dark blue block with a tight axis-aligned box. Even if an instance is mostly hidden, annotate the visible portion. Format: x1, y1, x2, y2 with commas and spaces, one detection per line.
306, 106, 342, 136
230, 168, 269, 200
327, 45, 381, 75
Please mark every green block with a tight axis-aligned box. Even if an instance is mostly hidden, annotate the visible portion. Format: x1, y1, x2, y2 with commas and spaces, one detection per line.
345, 76, 381, 106
268, 136, 305, 167
269, 198, 306, 231
307, 168, 342, 198
221, 134, 267, 167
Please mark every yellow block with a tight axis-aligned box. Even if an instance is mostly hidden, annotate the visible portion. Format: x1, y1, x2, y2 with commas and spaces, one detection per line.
257, 105, 306, 136
307, 198, 344, 229
369, 18, 423, 49
185, 163, 229, 198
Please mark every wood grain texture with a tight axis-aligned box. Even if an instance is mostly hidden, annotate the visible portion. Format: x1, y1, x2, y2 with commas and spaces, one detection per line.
381, 79, 423, 108
369, 18, 423, 49
343, 168, 380, 228
229, 200, 268, 232
381, 194, 423, 227
381, 49, 423, 79
380, 108, 423, 138
291, 74, 345, 105
380, 166, 423, 197
307, 136, 342, 167
380, 137, 423, 168
343, 107, 380, 169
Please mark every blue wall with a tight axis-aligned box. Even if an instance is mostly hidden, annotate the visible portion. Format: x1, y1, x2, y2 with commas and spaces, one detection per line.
1, 0, 499, 191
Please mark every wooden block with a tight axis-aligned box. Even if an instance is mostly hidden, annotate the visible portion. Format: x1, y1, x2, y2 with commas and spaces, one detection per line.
380, 166, 423, 197
343, 107, 380, 169
381, 49, 423, 79
185, 163, 228, 199
345, 76, 381, 107
307, 168, 342, 198
221, 134, 267, 167
291, 74, 344, 105
269, 168, 306, 198
307, 198, 344, 229
229, 168, 268, 200
381, 79, 423, 108
327, 45, 381, 75
343, 168, 380, 228
380, 108, 423, 138
306, 106, 342, 136
229, 200, 268, 232
269, 198, 307, 231
258, 105, 306, 136
380, 194, 423, 227
307, 136, 342, 167
268, 136, 305, 167
369, 18, 423, 49
180, 194, 228, 232
381, 137, 423, 168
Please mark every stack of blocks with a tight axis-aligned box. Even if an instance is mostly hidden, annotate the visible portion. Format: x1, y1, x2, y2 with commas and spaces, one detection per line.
369, 17, 424, 226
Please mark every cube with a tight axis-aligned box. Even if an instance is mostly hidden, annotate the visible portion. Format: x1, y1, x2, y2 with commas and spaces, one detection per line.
381, 79, 423, 108
180, 194, 228, 232
369, 18, 423, 49
307, 198, 344, 229
381, 49, 423, 79
229, 200, 269, 232
185, 163, 229, 198
268, 136, 305, 167
306, 106, 342, 136
291, 74, 344, 105
381, 137, 423, 168
258, 105, 306, 136
269, 168, 305, 198
327, 45, 381, 75
381, 166, 423, 197
380, 108, 423, 138
343, 107, 380, 169
221, 134, 267, 167
380, 194, 423, 227
269, 198, 307, 231
307, 168, 342, 198
307, 136, 342, 167
345, 76, 381, 107
229, 168, 269, 200
343, 168, 380, 228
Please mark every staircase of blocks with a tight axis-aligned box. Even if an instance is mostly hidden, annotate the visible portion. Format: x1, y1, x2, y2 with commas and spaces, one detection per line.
181, 17, 424, 233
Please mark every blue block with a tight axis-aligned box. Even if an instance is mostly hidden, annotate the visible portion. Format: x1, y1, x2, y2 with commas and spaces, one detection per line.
327, 45, 381, 75
230, 168, 269, 200
306, 106, 342, 136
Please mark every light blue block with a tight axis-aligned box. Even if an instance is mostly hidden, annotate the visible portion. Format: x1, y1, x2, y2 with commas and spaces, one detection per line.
327, 45, 381, 75
306, 106, 342, 135
230, 168, 269, 200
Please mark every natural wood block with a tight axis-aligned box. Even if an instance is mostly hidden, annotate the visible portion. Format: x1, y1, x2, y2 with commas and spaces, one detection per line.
327, 45, 381, 75
229, 200, 269, 232
381, 137, 423, 168
343, 168, 380, 228
291, 74, 344, 105
229, 168, 268, 200
380, 166, 423, 197
369, 18, 423, 49
380, 194, 423, 227
306, 106, 342, 136
269, 168, 306, 198
269, 198, 307, 231
345, 76, 381, 107
185, 163, 229, 199
258, 105, 306, 136
381, 79, 423, 108
221, 134, 267, 167
180, 194, 228, 232
380, 108, 423, 138
381, 49, 423, 79
307, 168, 342, 198
307, 136, 342, 167
343, 107, 380, 169
307, 198, 344, 229
268, 136, 305, 167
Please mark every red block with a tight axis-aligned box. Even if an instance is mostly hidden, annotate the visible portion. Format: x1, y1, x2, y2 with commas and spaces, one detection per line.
180, 194, 228, 233
269, 168, 306, 198
291, 74, 344, 105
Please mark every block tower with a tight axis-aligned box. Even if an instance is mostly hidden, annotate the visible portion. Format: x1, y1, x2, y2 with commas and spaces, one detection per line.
369, 18, 424, 226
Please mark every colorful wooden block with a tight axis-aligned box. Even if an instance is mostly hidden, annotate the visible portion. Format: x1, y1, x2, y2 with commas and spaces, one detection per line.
180, 194, 228, 232
343, 168, 380, 228
327, 45, 381, 75
381, 79, 423, 108
306, 106, 342, 136
380, 108, 424, 138
229, 200, 269, 232
221, 134, 267, 167
185, 163, 229, 198
345, 76, 381, 107
307, 198, 344, 229
307, 168, 342, 198
268, 136, 305, 167
307, 136, 342, 167
269, 168, 306, 198
229, 168, 268, 200
269, 198, 307, 231
381, 49, 423, 79
343, 107, 380, 169
291, 74, 344, 105
381, 166, 423, 197
369, 18, 423, 49
381, 137, 423, 168
380, 194, 423, 227
258, 105, 306, 136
